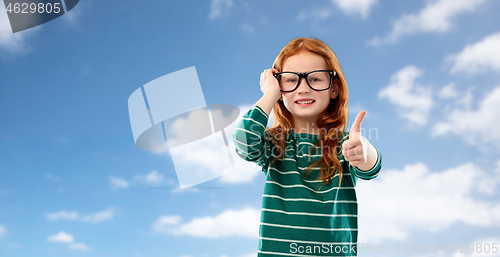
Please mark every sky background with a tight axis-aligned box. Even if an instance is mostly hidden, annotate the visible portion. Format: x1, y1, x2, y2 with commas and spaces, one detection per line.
1, 0, 500, 256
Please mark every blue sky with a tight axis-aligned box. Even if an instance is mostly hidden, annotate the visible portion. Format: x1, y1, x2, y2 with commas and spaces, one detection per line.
1, 0, 500, 256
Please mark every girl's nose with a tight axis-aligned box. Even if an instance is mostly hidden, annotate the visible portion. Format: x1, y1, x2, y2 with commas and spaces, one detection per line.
296, 77, 311, 93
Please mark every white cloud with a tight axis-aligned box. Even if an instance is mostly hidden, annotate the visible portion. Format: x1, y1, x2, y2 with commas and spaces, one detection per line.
47, 232, 90, 251
438, 83, 459, 99
357, 161, 500, 243
48, 232, 74, 243
162, 104, 265, 188
128, 103, 269, 189
370, 0, 489, 45
298, 0, 377, 21
0, 0, 30, 55
46, 208, 113, 223
153, 215, 182, 228
0, 225, 6, 238
165, 105, 236, 148
453, 86, 474, 109
81, 209, 113, 223
0, 0, 82, 56
448, 31, 500, 75
378, 66, 433, 126
134, 170, 165, 186
209, 0, 233, 19
69, 243, 90, 251
46, 211, 79, 221
433, 85, 500, 149
330, 0, 378, 18
218, 159, 261, 184
111, 172, 172, 189
109, 176, 129, 189
153, 207, 260, 238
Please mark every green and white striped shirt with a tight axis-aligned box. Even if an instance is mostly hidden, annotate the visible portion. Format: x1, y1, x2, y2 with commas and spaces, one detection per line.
232, 105, 382, 257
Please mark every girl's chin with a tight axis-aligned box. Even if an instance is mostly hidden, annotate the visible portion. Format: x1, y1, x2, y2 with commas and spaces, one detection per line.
291, 110, 319, 118
293, 105, 317, 112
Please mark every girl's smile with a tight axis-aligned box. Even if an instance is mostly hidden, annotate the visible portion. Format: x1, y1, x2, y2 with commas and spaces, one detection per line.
295, 98, 315, 107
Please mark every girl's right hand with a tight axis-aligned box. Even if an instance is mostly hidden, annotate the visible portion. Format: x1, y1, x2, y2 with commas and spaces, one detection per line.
260, 68, 281, 101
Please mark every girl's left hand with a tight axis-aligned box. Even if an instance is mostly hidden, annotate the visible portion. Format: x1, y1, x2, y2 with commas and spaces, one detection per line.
342, 110, 370, 168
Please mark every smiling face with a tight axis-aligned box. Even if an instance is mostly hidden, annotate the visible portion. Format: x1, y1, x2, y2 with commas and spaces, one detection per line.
280, 50, 338, 127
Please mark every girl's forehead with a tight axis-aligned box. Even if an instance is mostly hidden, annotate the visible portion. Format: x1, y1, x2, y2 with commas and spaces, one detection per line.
282, 50, 328, 72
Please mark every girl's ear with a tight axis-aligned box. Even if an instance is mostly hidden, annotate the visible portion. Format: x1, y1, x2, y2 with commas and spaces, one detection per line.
331, 82, 339, 99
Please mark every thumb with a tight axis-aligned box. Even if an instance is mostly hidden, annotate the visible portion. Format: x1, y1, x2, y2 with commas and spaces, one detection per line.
349, 110, 366, 139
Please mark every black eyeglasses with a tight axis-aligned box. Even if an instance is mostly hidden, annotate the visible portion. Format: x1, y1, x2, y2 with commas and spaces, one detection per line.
273, 70, 337, 92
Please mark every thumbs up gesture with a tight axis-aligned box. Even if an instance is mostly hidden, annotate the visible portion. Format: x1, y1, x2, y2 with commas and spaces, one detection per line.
342, 110, 377, 170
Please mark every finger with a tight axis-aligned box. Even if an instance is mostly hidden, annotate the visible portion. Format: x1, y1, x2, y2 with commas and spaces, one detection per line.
342, 141, 354, 150
343, 147, 356, 159
348, 158, 362, 163
342, 140, 357, 150
349, 160, 363, 167
343, 150, 350, 161
342, 146, 358, 158
349, 110, 366, 139
343, 147, 351, 158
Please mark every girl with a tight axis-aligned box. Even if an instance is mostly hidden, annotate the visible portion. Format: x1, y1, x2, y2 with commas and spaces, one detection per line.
232, 37, 382, 256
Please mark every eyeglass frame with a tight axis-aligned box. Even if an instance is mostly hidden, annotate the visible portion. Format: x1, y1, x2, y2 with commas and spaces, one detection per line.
273, 69, 338, 92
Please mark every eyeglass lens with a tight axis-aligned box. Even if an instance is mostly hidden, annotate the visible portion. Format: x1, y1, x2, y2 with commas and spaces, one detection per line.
276, 71, 331, 91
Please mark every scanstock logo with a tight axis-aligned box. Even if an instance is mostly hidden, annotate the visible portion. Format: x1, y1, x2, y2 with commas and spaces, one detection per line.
128, 67, 245, 189
3, 0, 79, 33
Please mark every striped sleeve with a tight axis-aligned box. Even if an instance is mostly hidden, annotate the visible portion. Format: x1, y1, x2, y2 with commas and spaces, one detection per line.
231, 105, 273, 173
350, 146, 382, 180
